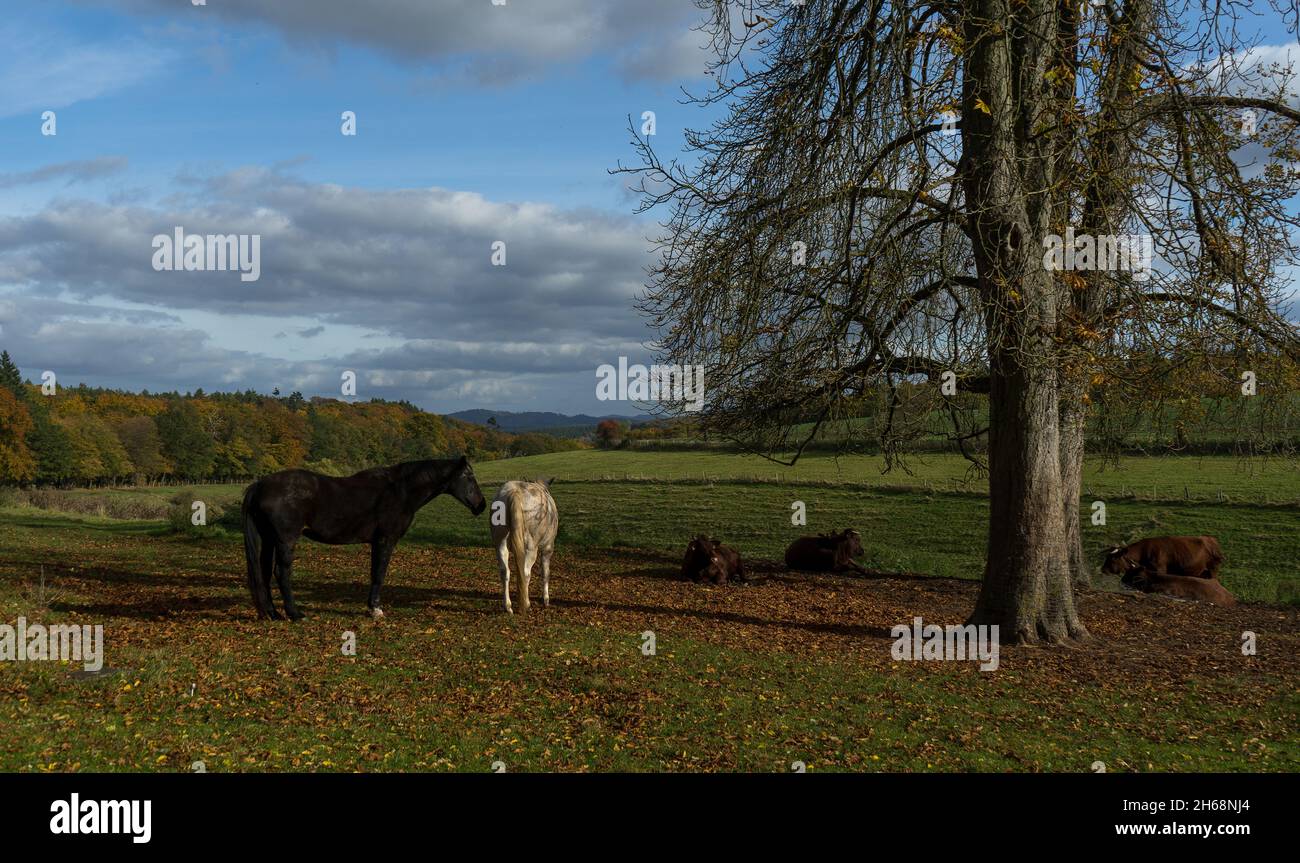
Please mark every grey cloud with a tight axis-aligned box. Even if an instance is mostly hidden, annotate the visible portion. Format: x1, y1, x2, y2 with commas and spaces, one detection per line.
82, 0, 710, 84
0, 299, 251, 391
0, 157, 129, 190
0, 292, 645, 412
0, 169, 658, 413
0, 168, 652, 345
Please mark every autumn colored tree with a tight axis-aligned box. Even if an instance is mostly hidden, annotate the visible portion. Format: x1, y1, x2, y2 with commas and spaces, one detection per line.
595, 419, 625, 448
0, 353, 572, 485
115, 416, 168, 478
255, 400, 309, 472
306, 401, 359, 468
0, 387, 36, 482
402, 412, 450, 459
57, 412, 133, 484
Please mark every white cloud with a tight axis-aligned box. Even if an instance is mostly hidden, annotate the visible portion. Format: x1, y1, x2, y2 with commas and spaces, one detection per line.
0, 26, 174, 118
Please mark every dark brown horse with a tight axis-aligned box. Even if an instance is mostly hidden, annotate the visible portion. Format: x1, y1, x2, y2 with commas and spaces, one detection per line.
241, 457, 486, 620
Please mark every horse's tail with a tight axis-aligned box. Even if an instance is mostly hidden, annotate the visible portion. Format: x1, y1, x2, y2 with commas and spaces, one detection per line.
241, 482, 263, 612
507, 487, 529, 572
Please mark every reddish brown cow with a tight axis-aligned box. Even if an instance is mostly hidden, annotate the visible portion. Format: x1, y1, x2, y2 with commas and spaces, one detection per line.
1122, 569, 1237, 606
784, 529, 867, 575
681, 536, 746, 584
1102, 536, 1224, 580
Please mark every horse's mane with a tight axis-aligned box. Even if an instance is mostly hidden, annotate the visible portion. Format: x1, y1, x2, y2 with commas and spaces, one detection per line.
395, 457, 462, 477
392, 458, 468, 492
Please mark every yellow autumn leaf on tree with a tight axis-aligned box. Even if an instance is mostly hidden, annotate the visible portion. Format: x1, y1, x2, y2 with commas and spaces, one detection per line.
974, 98, 991, 115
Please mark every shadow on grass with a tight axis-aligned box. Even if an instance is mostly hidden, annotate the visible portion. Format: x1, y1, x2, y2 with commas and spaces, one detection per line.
10, 549, 900, 640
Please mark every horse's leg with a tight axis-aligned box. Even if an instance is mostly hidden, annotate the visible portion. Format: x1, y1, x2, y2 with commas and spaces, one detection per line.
541, 549, 552, 608
519, 546, 536, 613
496, 536, 512, 614
258, 534, 281, 620
368, 541, 393, 618
274, 539, 304, 621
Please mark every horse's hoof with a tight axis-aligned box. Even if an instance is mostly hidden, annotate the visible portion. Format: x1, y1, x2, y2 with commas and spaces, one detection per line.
370, 607, 384, 620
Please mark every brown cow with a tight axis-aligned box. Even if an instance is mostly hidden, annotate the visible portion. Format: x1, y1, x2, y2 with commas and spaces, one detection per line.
1122, 569, 1237, 607
1101, 536, 1224, 580
681, 535, 746, 584
784, 529, 868, 575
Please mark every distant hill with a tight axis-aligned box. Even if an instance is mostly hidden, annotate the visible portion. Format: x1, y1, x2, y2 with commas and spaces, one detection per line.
448, 409, 647, 436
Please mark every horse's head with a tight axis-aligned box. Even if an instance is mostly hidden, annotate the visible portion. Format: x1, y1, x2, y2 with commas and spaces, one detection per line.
451, 456, 487, 515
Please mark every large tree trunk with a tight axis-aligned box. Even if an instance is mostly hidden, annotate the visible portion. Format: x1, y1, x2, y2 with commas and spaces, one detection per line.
968, 285, 1088, 643
962, 0, 1087, 643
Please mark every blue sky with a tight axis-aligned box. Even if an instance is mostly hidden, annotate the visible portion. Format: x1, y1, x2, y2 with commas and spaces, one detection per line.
0, 1, 1296, 417
1, 3, 704, 204
0, 0, 715, 415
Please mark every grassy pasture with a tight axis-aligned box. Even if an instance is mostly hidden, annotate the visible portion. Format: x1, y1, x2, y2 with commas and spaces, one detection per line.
0, 513, 1295, 772
481, 449, 1300, 501
1, 448, 1295, 772
8, 451, 1294, 602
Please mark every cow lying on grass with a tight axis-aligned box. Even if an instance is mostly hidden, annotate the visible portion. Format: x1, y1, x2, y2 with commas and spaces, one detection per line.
681, 536, 745, 584
784, 529, 868, 575
1102, 536, 1224, 580
1121, 569, 1237, 607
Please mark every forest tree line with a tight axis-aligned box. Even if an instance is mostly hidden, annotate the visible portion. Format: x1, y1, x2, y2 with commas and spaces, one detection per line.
0, 352, 581, 486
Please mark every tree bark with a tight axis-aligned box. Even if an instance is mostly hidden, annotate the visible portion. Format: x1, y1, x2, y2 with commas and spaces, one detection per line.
968, 283, 1088, 643
962, 0, 1087, 642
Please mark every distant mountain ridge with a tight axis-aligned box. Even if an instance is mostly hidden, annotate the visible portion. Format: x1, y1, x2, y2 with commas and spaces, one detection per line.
447, 409, 647, 434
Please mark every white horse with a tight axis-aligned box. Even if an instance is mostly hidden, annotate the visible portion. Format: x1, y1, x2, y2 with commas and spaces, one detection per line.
489, 479, 558, 614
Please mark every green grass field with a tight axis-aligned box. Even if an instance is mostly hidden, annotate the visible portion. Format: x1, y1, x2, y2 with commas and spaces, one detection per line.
11, 451, 1294, 601
1, 448, 1296, 772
